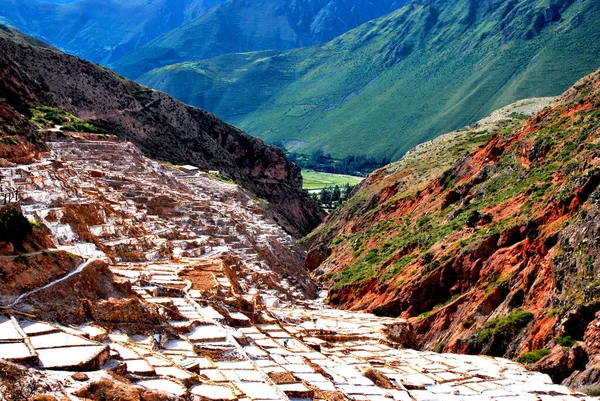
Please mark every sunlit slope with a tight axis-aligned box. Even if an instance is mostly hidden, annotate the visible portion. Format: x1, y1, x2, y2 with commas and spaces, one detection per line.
140, 0, 600, 160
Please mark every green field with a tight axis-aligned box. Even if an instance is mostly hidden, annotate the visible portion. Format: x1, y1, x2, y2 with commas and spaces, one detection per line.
302, 170, 362, 191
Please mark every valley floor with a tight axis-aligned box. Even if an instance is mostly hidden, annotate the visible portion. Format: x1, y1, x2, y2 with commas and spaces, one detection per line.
0, 139, 594, 400
301, 170, 363, 191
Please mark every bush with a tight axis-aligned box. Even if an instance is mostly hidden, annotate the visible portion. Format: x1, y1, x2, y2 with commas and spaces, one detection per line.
0, 207, 32, 248
468, 310, 535, 356
517, 348, 551, 364
555, 336, 576, 348
28, 220, 43, 229
477, 310, 534, 342
585, 386, 600, 397
0, 136, 19, 145
0, 361, 46, 401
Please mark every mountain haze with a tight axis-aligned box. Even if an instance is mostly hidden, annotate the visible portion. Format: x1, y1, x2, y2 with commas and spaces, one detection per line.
0, 0, 227, 66
139, 0, 600, 161
115, 0, 409, 79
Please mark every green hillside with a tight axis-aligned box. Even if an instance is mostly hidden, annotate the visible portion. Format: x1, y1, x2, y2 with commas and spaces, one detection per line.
139, 0, 600, 161
114, 0, 408, 79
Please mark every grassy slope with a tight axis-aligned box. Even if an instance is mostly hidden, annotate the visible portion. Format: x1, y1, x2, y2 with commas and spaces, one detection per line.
309, 97, 554, 287
302, 169, 363, 190
139, 0, 600, 161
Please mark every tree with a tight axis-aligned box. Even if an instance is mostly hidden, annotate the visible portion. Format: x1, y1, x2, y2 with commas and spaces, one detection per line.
331, 185, 341, 203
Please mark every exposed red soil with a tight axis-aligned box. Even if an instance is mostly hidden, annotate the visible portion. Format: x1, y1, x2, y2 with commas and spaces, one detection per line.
308, 68, 600, 385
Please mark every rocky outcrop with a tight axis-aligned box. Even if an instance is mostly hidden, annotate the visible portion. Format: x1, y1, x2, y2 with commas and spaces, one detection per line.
73, 378, 179, 401
13, 260, 163, 328
0, 26, 323, 237
307, 69, 600, 386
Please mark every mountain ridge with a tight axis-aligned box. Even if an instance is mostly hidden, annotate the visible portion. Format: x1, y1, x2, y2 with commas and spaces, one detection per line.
114, 0, 409, 79
0, 0, 227, 66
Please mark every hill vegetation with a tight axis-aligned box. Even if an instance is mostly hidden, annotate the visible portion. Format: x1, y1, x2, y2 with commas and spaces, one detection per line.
139, 0, 600, 161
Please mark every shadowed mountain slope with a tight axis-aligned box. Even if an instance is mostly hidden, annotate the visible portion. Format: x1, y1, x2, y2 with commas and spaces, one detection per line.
0, 0, 226, 66
115, 0, 409, 79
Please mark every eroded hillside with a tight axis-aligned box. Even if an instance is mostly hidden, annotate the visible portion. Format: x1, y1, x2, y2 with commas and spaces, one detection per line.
307, 69, 600, 387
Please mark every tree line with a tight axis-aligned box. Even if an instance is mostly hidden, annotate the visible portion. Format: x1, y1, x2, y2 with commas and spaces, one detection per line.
308, 183, 355, 210
288, 150, 390, 177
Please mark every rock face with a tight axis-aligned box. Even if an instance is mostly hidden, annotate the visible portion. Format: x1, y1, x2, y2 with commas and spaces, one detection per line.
307, 69, 600, 385
13, 259, 163, 327
0, 26, 323, 237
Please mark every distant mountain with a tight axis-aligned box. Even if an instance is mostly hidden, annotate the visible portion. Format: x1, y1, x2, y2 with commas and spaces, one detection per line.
114, 0, 409, 79
139, 0, 600, 161
0, 25, 323, 237
0, 0, 227, 66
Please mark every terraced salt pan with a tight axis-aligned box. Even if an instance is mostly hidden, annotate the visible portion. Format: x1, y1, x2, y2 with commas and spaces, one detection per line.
137, 379, 186, 396
0, 342, 34, 360
233, 381, 283, 399
37, 345, 108, 369
1, 141, 594, 400
0, 316, 23, 341
190, 384, 236, 400
20, 320, 58, 336
125, 359, 155, 374
188, 325, 227, 342
29, 332, 97, 349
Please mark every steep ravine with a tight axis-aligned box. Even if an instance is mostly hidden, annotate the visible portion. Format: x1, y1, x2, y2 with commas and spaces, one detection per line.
307, 69, 600, 388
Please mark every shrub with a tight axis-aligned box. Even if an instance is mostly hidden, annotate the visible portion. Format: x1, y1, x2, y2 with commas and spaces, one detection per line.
332, 237, 344, 245
517, 348, 551, 364
585, 386, 600, 397
0, 136, 19, 145
28, 220, 43, 229
555, 336, 576, 348
0, 208, 32, 248
0, 361, 46, 401
462, 318, 474, 328
469, 310, 535, 355
477, 310, 534, 341
432, 341, 445, 353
